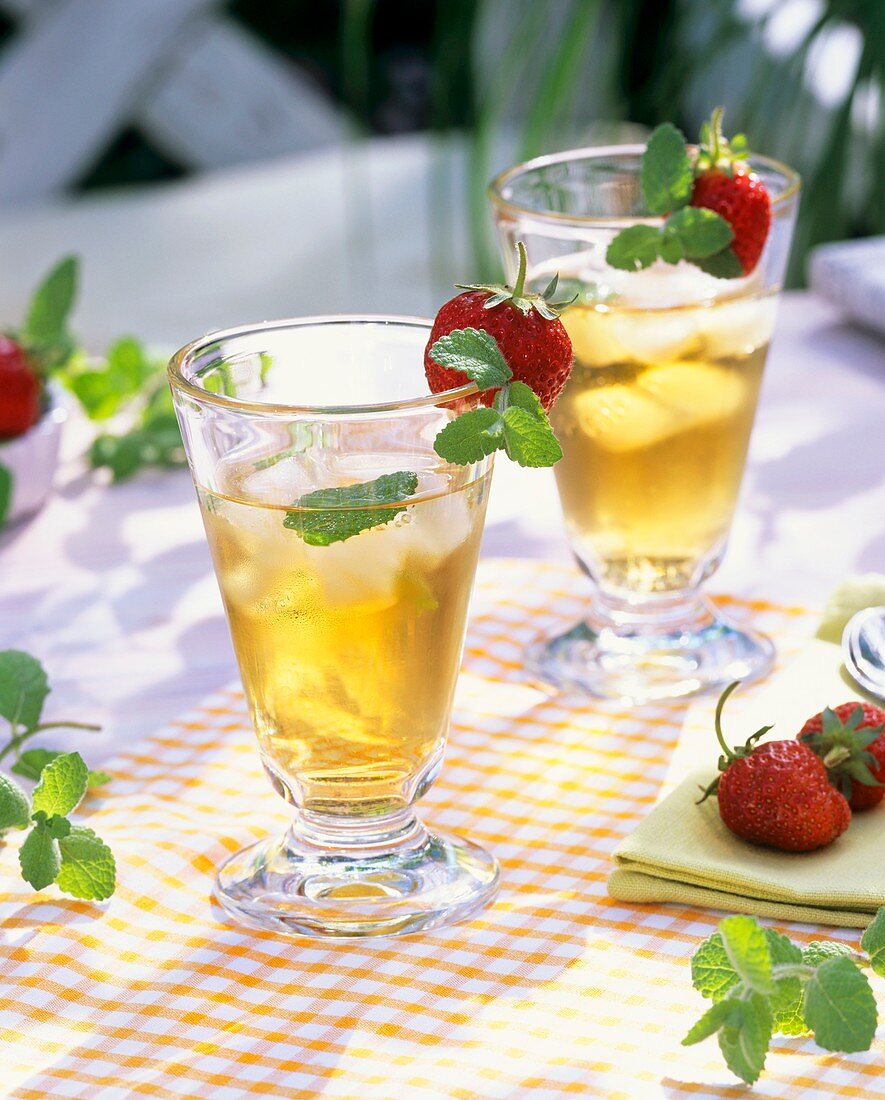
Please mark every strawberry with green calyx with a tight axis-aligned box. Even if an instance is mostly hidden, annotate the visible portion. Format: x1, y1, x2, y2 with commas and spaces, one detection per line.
797, 702, 885, 811
607, 107, 770, 279
425, 241, 575, 413
690, 107, 771, 276
699, 683, 851, 852
424, 241, 573, 469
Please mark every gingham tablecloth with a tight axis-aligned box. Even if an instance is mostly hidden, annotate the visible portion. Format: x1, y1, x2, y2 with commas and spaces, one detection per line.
2, 560, 882, 1099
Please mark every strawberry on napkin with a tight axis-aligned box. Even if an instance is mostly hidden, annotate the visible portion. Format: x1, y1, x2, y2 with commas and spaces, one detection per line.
609, 575, 885, 927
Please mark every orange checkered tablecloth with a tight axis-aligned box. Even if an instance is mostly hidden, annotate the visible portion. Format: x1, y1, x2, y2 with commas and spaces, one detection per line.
2, 559, 883, 1099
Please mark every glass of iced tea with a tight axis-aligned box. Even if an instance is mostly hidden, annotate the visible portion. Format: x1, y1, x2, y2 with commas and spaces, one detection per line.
169, 317, 498, 937
489, 147, 799, 702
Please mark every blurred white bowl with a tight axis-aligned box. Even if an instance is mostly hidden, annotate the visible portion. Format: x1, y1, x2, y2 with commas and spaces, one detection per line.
0, 382, 67, 527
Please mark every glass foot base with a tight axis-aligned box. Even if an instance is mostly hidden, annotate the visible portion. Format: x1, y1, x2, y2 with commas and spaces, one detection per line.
526, 596, 774, 704
215, 818, 500, 939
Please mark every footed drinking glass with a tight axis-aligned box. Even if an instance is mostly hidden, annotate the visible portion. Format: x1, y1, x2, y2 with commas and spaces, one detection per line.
490, 148, 799, 703
169, 317, 498, 938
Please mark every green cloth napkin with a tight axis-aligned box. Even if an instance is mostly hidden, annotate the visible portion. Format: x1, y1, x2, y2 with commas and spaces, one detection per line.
608, 575, 885, 928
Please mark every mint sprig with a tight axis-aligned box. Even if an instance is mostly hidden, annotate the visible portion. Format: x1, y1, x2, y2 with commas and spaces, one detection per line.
5, 755, 116, 900
0, 650, 114, 901
683, 910, 884, 1084
606, 115, 741, 277
284, 471, 419, 546
429, 332, 562, 468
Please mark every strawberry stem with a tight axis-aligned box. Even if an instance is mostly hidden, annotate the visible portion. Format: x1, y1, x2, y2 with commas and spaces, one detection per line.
512, 241, 528, 299
714, 680, 740, 763
709, 106, 725, 163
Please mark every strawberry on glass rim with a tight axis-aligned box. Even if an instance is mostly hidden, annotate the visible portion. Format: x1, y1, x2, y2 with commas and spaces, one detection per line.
606, 107, 771, 280
424, 241, 574, 469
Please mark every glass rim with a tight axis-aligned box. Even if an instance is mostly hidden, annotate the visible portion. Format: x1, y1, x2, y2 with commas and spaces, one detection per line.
488, 144, 802, 228
167, 314, 479, 417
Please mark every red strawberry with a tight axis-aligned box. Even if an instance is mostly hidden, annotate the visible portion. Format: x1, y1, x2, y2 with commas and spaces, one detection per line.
690, 108, 771, 275
0, 335, 41, 439
424, 242, 573, 412
798, 702, 885, 811
700, 684, 851, 852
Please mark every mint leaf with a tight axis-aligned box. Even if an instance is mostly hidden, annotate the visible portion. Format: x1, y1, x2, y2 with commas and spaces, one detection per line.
429, 328, 513, 390
682, 999, 738, 1045
641, 122, 693, 215
804, 956, 877, 1053
660, 235, 684, 264
861, 907, 885, 977
718, 993, 771, 1085
284, 471, 419, 547
19, 820, 61, 889
665, 207, 733, 259
766, 929, 805, 1036
605, 225, 662, 271
22, 256, 78, 351
503, 380, 544, 417
12, 748, 61, 781
64, 336, 156, 420
31, 751, 88, 818
691, 933, 739, 1002
0, 772, 31, 830
803, 941, 853, 967
46, 814, 71, 839
693, 248, 743, 279
501, 405, 562, 467
719, 915, 774, 996
433, 407, 504, 465
0, 462, 11, 530
87, 769, 112, 789
56, 825, 116, 900
0, 650, 49, 731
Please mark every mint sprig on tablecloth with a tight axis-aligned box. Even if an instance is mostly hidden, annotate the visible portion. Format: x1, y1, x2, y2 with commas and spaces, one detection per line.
683, 910, 885, 1084
0, 650, 114, 901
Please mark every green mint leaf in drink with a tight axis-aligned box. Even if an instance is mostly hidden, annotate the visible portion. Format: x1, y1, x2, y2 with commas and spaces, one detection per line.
803, 956, 877, 1053
690, 932, 740, 1002
56, 825, 116, 900
501, 405, 562, 468
718, 992, 772, 1085
0, 462, 11, 530
681, 998, 738, 1046
31, 751, 89, 818
861, 906, 885, 977
284, 471, 419, 547
19, 819, 62, 890
433, 407, 504, 465
718, 915, 774, 996
640, 122, 693, 215
0, 771, 31, 830
21, 256, 79, 355
0, 649, 50, 732
605, 224, 662, 272
428, 327, 513, 391
664, 206, 733, 259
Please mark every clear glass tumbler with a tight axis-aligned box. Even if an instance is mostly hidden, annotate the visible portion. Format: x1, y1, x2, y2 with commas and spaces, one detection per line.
490, 148, 799, 703
169, 317, 499, 938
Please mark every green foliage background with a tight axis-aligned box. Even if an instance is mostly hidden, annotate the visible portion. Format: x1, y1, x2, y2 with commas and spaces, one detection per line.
0, 0, 879, 286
